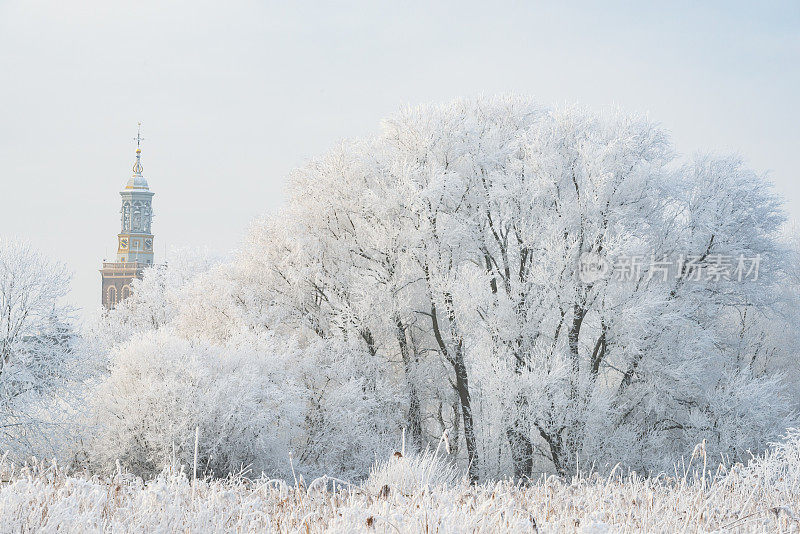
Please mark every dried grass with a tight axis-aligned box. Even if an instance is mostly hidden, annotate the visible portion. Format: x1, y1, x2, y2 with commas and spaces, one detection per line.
1, 433, 799, 533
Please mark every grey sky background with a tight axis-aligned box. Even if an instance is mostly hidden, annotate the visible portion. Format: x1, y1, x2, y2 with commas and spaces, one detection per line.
1, 1, 798, 324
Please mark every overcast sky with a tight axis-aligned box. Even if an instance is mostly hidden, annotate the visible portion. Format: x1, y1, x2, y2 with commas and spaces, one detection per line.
1, 1, 798, 323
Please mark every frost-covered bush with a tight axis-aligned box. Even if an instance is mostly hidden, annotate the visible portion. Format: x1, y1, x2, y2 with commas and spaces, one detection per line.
741, 428, 800, 495
87, 329, 303, 478
87, 329, 401, 481
290, 337, 403, 480
365, 450, 461, 495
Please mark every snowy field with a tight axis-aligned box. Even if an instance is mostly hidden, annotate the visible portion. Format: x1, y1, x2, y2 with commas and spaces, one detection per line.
2, 435, 799, 533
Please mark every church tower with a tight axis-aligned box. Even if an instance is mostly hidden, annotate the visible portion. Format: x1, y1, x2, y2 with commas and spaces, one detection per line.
100, 124, 155, 309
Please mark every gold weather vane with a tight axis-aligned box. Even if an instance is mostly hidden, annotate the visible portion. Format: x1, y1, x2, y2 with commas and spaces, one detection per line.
132, 122, 145, 175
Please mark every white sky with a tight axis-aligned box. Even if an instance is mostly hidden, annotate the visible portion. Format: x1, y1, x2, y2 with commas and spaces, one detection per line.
1, 1, 798, 323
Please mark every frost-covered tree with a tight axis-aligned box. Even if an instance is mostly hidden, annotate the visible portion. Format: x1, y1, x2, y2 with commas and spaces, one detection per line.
241, 97, 796, 479
0, 238, 79, 457
87, 96, 797, 482
88, 248, 222, 351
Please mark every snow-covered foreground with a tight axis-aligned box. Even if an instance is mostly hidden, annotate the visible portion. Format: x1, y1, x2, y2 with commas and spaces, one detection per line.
1, 437, 799, 534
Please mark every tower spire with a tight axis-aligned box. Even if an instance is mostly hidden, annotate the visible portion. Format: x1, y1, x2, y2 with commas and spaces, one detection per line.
126, 122, 149, 190
134, 121, 144, 149
132, 122, 145, 176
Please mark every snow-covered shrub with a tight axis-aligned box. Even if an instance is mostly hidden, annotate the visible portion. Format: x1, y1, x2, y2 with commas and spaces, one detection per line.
740, 428, 800, 495
87, 329, 402, 481
275, 335, 403, 481
364, 450, 461, 495
87, 329, 303, 478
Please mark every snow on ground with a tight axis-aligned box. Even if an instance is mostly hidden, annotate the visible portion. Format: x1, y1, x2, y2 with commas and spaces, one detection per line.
1, 435, 799, 533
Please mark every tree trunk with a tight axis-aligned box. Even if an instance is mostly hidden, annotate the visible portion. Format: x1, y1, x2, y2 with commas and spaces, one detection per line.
506, 397, 534, 479
451, 344, 479, 481
450, 399, 461, 457
429, 292, 480, 482
537, 425, 569, 477
568, 303, 586, 375
507, 338, 535, 480
395, 316, 423, 450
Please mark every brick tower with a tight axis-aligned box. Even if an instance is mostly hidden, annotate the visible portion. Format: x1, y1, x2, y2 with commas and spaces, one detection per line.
100, 124, 155, 309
